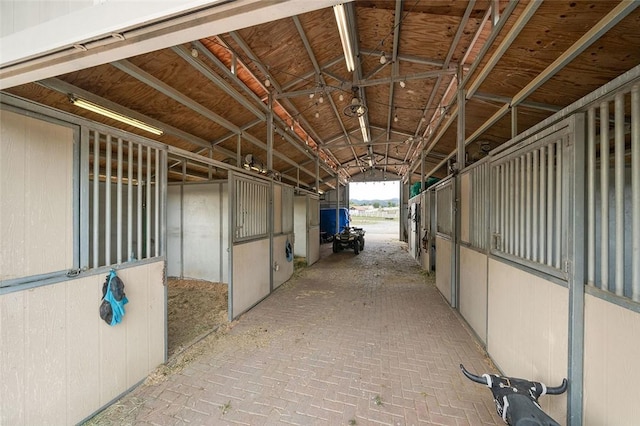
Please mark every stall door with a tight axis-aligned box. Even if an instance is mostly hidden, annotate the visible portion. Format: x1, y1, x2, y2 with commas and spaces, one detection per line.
435, 179, 455, 305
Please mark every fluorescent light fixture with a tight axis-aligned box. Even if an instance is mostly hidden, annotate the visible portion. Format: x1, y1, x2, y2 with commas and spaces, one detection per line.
333, 4, 355, 72
358, 114, 369, 143
70, 96, 163, 135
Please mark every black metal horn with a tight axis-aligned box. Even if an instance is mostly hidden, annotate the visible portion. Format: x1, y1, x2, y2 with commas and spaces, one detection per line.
545, 378, 568, 395
460, 364, 488, 385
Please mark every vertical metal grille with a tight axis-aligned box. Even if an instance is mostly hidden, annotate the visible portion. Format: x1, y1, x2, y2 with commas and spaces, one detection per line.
585, 85, 640, 302
468, 161, 489, 249
234, 177, 269, 241
87, 128, 165, 268
491, 130, 569, 274
436, 181, 453, 237
282, 186, 294, 233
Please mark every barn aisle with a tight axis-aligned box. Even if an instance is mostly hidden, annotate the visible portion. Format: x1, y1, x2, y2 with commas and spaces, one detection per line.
87, 233, 500, 425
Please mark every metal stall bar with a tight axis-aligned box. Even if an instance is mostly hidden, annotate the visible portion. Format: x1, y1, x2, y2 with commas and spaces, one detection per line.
555, 139, 562, 270
137, 143, 143, 260
80, 127, 90, 269
127, 141, 133, 261
500, 164, 505, 251
532, 149, 539, 263
587, 107, 596, 286
93, 130, 100, 268
105, 135, 112, 266
539, 145, 547, 264
508, 160, 514, 255
117, 138, 123, 264
155, 147, 160, 257
614, 93, 625, 296
547, 143, 554, 268
160, 150, 167, 259
511, 157, 521, 256
525, 153, 532, 259
146, 146, 152, 259
600, 101, 610, 292
633, 85, 640, 302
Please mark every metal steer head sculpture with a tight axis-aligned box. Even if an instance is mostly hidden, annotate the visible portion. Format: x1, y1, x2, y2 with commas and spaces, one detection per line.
460, 364, 567, 426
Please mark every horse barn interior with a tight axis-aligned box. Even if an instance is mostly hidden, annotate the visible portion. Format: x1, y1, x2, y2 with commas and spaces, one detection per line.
1, 0, 640, 424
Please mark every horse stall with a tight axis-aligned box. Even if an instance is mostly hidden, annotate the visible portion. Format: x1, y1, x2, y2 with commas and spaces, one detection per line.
294, 191, 320, 266
1, 99, 166, 425
166, 167, 296, 322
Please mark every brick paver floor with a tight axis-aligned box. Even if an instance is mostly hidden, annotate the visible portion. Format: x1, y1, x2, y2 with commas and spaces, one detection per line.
91, 233, 501, 425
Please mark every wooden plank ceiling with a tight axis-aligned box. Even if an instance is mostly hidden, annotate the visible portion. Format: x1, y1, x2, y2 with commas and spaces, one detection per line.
4, 0, 640, 191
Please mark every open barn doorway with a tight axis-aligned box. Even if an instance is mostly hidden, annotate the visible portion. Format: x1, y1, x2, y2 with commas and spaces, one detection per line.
348, 181, 400, 237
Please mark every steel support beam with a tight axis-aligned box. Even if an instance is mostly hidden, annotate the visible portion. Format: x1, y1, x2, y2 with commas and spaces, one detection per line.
466, 0, 541, 98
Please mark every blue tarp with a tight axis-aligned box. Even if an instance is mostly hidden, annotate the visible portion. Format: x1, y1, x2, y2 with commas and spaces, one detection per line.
320, 208, 350, 235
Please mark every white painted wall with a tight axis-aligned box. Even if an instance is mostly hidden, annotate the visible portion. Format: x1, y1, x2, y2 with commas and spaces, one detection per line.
459, 247, 487, 343
0, 109, 74, 280
0, 261, 166, 425
583, 294, 640, 424
486, 259, 568, 420
166, 182, 228, 283
0, 0, 92, 37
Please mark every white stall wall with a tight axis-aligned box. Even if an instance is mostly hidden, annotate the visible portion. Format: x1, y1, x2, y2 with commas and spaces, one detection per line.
487, 259, 568, 420
166, 182, 228, 283
583, 295, 640, 424
0, 109, 74, 280
459, 247, 487, 343
232, 238, 270, 317
0, 261, 166, 425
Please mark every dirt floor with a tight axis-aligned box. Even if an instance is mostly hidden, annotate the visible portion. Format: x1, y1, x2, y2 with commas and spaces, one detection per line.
167, 278, 228, 357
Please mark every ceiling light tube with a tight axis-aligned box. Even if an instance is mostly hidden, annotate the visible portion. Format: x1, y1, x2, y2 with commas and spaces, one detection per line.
70, 96, 163, 135
358, 115, 369, 143
333, 4, 355, 72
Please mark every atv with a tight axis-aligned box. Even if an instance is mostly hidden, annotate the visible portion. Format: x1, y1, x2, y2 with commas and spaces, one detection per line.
332, 226, 365, 255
